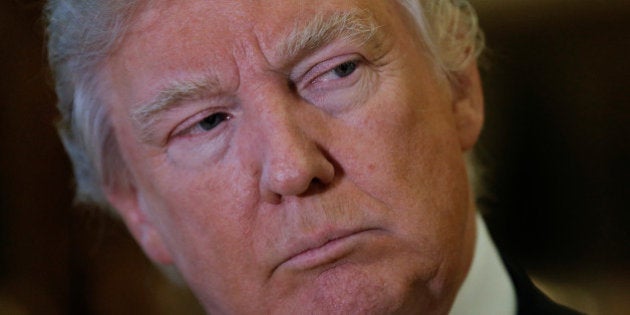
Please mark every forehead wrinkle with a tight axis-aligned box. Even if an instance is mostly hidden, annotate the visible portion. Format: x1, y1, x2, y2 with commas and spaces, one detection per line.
131, 75, 221, 143
278, 8, 384, 63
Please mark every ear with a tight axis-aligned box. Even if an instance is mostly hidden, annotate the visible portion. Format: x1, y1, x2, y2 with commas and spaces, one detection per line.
451, 62, 485, 152
105, 184, 174, 265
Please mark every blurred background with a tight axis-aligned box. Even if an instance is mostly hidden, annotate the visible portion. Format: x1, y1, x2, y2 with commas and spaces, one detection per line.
0, 0, 628, 314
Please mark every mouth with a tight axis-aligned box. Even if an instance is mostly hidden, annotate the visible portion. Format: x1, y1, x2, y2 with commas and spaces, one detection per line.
274, 228, 380, 273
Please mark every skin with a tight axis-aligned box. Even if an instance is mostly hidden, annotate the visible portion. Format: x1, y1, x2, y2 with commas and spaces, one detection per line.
102, 0, 484, 313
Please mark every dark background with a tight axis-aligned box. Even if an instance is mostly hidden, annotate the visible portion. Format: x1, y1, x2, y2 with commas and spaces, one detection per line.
0, 0, 628, 314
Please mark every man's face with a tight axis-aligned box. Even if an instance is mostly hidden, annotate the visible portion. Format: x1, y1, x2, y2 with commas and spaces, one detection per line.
103, 0, 482, 313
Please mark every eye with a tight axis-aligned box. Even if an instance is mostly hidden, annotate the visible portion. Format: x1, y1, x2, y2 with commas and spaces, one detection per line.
199, 112, 231, 131
306, 57, 363, 87
294, 53, 374, 114
172, 111, 233, 139
332, 61, 357, 78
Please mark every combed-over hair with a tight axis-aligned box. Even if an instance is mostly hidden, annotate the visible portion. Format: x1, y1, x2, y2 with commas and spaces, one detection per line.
45, 0, 484, 211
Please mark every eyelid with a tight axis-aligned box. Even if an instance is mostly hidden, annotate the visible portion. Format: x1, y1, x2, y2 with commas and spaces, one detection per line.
297, 53, 363, 89
170, 108, 232, 140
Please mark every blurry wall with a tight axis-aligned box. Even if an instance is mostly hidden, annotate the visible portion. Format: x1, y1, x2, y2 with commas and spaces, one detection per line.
1, 0, 73, 313
471, 1, 629, 313
0, 0, 627, 314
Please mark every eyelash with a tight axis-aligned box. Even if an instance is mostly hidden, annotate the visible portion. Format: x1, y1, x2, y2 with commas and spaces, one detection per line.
301, 54, 364, 88
194, 112, 232, 133
172, 110, 232, 139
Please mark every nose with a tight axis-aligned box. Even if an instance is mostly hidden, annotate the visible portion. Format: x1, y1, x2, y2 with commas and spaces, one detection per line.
256, 101, 335, 203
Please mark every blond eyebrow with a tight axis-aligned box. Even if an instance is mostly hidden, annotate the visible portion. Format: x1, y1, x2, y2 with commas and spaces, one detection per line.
279, 9, 384, 63
131, 76, 221, 142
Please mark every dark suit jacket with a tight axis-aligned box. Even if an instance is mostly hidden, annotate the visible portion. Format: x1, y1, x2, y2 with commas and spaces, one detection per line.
504, 260, 584, 315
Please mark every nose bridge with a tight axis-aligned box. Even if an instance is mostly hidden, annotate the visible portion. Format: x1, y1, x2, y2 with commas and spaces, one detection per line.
261, 100, 309, 167
255, 90, 334, 200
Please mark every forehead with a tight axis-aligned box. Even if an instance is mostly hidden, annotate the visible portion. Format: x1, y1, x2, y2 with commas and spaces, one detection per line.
107, 0, 407, 106
124, 0, 396, 54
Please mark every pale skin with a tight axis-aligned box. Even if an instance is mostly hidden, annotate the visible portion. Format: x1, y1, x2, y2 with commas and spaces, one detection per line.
102, 0, 484, 314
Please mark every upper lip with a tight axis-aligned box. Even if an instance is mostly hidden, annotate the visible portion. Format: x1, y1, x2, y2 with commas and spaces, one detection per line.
272, 227, 376, 274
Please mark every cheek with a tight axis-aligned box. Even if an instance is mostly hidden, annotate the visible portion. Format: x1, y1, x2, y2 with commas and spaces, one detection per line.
142, 172, 264, 304
334, 79, 471, 234
138, 158, 258, 258
339, 87, 461, 193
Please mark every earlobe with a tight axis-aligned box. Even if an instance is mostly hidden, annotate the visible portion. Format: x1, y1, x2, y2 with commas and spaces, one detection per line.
451, 62, 485, 152
105, 185, 174, 265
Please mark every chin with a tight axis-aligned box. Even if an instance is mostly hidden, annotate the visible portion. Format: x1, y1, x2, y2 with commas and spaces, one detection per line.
262, 261, 455, 315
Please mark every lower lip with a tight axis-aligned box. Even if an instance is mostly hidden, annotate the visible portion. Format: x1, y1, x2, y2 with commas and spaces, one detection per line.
282, 229, 378, 271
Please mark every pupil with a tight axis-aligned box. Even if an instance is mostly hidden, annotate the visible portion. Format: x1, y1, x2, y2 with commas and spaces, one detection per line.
199, 113, 228, 131
334, 61, 356, 77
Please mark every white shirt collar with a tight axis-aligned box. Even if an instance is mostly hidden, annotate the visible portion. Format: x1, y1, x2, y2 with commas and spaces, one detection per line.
450, 214, 517, 315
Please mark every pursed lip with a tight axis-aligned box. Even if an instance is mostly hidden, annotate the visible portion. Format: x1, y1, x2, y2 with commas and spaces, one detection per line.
273, 227, 379, 274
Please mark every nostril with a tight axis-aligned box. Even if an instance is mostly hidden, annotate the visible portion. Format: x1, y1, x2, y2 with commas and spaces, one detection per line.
298, 177, 331, 197
287, 80, 297, 93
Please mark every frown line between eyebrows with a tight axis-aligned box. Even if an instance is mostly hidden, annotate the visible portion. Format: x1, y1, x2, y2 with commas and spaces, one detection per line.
131, 75, 222, 144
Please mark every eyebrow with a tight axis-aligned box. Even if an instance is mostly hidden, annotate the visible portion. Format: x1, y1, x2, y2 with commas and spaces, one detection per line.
279, 9, 384, 64
131, 9, 384, 143
131, 76, 221, 143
